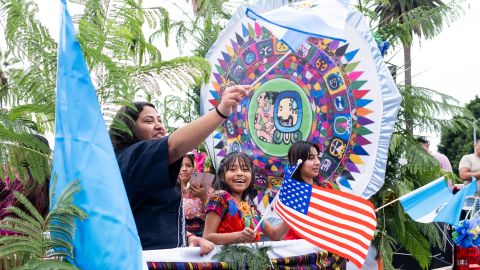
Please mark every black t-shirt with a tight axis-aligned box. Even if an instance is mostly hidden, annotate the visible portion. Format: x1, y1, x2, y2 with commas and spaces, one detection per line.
115, 136, 183, 250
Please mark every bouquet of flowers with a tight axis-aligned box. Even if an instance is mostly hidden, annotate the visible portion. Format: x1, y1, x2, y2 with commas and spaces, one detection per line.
452, 218, 480, 248
452, 218, 480, 270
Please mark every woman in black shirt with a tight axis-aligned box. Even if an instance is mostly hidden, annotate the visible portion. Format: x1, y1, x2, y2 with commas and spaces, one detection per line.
109, 85, 249, 255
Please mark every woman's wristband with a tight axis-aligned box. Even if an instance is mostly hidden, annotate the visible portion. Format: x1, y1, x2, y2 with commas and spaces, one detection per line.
215, 106, 229, 119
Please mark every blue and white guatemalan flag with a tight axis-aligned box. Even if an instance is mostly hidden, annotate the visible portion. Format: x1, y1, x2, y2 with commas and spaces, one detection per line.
399, 177, 477, 226
245, 0, 349, 50
50, 1, 142, 269
433, 179, 477, 226
399, 177, 453, 223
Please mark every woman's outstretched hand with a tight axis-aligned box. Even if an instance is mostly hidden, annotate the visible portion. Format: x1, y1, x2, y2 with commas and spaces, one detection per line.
216, 85, 251, 118
167, 84, 251, 164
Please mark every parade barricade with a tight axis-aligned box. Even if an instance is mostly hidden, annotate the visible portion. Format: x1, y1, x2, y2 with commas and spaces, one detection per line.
142, 239, 346, 270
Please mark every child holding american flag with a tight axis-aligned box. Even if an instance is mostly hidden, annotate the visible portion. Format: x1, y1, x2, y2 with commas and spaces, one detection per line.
203, 152, 289, 244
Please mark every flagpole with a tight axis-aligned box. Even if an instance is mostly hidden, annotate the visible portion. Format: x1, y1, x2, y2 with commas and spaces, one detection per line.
253, 159, 302, 233
375, 187, 414, 212
375, 198, 400, 212
249, 51, 292, 87
253, 193, 278, 233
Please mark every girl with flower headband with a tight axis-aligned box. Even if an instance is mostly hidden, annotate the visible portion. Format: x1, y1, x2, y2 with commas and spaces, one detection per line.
203, 152, 289, 244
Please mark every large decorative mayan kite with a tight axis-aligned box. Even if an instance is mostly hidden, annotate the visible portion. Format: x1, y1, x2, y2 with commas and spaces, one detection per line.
200, 1, 401, 208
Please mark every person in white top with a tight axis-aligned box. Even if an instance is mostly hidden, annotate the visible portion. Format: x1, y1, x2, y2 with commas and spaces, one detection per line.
459, 139, 480, 183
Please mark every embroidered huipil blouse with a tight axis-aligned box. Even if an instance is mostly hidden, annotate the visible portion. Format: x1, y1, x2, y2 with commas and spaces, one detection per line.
205, 190, 262, 241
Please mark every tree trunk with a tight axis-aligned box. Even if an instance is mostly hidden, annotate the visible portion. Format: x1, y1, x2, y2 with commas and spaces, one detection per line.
403, 45, 414, 135
0, 70, 7, 109
192, 0, 200, 15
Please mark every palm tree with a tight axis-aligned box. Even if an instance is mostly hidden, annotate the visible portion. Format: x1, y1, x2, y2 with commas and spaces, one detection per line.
356, 2, 468, 268
371, 0, 462, 134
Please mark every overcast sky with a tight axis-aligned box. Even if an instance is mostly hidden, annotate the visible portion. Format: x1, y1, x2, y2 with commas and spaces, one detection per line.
391, 1, 479, 106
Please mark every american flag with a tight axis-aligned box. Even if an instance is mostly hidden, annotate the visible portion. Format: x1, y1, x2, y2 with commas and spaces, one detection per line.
274, 177, 377, 268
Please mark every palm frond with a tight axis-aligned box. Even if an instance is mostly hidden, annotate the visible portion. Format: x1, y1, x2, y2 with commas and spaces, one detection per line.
398, 220, 432, 269
136, 56, 210, 97
372, 0, 465, 47
15, 260, 78, 270
395, 84, 471, 134
0, 113, 51, 184
0, 180, 84, 269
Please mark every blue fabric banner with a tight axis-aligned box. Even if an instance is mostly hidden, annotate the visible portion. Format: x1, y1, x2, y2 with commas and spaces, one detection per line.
50, 1, 142, 269
434, 180, 477, 226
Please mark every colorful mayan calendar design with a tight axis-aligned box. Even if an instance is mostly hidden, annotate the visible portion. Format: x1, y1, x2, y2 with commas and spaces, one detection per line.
201, 7, 400, 209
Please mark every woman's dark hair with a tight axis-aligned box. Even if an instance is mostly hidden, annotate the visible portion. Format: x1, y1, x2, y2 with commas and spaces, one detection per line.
415, 136, 429, 145
215, 152, 257, 205
183, 153, 195, 168
109, 101, 156, 151
287, 141, 320, 184
176, 154, 196, 193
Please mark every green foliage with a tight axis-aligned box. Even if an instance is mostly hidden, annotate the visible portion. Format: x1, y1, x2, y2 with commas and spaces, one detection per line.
0, 179, 86, 269
365, 0, 464, 48
0, 109, 51, 184
361, 0, 465, 135
396, 84, 472, 134
0, 0, 214, 192
439, 95, 480, 174
0, 0, 57, 134
371, 81, 469, 269
146, 0, 228, 130
212, 243, 275, 270
165, 0, 229, 55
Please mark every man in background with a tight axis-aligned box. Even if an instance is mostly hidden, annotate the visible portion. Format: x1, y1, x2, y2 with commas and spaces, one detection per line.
459, 139, 480, 183
417, 136, 453, 172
